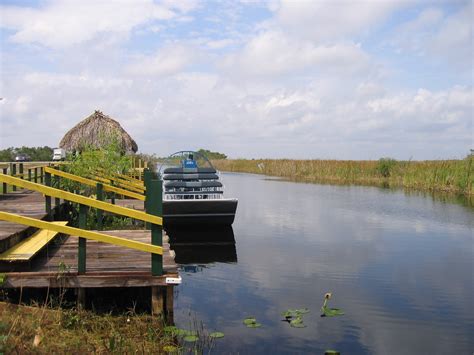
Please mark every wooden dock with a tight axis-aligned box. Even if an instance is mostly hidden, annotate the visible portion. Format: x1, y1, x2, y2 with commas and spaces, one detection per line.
0, 186, 178, 317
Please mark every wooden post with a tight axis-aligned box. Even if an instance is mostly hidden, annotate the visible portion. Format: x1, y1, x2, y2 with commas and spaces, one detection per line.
144, 169, 152, 230
165, 286, 174, 320
110, 181, 115, 205
78, 204, 88, 274
40, 167, 44, 183
2, 168, 7, 194
151, 287, 164, 317
77, 288, 86, 310
11, 163, 16, 191
19, 163, 23, 180
34, 167, 38, 183
28, 168, 32, 181
96, 183, 103, 230
145, 173, 163, 276
54, 175, 60, 207
44, 172, 52, 215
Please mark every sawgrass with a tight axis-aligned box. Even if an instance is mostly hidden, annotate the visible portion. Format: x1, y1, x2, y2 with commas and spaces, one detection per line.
0, 301, 177, 354
213, 156, 473, 195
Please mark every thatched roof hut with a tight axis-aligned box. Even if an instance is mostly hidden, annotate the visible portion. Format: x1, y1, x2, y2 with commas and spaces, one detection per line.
59, 110, 138, 153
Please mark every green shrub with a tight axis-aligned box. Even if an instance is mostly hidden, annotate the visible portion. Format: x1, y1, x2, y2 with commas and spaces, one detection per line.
377, 158, 397, 178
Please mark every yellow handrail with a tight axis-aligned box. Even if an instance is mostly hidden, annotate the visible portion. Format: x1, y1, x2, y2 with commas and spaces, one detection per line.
0, 211, 162, 255
93, 175, 145, 194
113, 171, 145, 185
97, 171, 145, 189
44, 167, 145, 201
0, 174, 161, 225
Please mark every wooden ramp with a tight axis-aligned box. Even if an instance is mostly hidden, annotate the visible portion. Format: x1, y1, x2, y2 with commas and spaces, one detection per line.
0, 221, 67, 261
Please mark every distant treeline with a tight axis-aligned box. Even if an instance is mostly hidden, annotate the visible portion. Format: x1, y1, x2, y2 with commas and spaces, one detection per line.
0, 146, 54, 161
212, 157, 474, 195
197, 149, 227, 160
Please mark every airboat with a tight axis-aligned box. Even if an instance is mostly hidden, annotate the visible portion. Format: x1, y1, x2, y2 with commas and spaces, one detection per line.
158, 151, 238, 227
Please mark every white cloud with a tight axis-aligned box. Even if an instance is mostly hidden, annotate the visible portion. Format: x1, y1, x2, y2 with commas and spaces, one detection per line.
391, 3, 472, 67
0, 0, 471, 159
271, 0, 405, 42
0, 0, 195, 48
428, 3, 472, 67
222, 31, 370, 76
126, 45, 197, 76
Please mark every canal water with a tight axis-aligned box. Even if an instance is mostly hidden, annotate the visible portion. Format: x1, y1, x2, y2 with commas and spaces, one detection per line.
171, 172, 474, 354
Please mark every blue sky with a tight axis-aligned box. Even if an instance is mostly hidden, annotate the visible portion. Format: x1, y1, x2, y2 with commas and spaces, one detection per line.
0, 0, 472, 159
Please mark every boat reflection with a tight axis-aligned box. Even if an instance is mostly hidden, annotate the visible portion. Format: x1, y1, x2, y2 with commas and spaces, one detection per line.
167, 225, 237, 264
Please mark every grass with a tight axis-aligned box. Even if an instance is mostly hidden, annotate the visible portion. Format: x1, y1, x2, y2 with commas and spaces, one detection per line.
212, 156, 473, 195
0, 301, 177, 353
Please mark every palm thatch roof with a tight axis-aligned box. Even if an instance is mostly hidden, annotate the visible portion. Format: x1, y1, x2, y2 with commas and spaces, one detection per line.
59, 110, 138, 153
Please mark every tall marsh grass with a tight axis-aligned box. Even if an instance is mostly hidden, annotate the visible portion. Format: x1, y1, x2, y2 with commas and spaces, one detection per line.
213, 156, 473, 195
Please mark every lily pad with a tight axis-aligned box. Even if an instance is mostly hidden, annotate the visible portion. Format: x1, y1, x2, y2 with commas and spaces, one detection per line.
243, 317, 257, 325
324, 350, 340, 355
321, 306, 344, 317
295, 308, 310, 315
163, 345, 180, 353
183, 335, 199, 342
209, 332, 225, 338
163, 326, 177, 334
289, 317, 306, 328
281, 311, 293, 319
174, 328, 191, 336
246, 322, 262, 328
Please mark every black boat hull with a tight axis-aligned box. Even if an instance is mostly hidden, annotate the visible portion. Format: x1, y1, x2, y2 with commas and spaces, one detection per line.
163, 199, 238, 226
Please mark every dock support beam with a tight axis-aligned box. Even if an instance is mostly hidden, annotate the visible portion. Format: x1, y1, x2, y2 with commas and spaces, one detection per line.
77, 288, 86, 310
151, 286, 164, 317
151, 286, 174, 319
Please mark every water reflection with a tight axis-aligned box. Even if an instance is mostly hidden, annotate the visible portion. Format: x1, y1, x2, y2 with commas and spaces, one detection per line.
166, 225, 236, 244
167, 225, 237, 264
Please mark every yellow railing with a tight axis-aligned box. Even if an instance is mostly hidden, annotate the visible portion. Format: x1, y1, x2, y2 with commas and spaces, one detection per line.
44, 167, 145, 201
0, 211, 162, 255
0, 174, 160, 225
94, 171, 145, 191
93, 175, 145, 194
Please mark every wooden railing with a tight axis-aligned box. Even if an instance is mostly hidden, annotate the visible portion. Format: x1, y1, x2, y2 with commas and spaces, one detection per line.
0, 169, 163, 275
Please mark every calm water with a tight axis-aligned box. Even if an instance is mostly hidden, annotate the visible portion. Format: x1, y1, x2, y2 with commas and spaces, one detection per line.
171, 172, 474, 354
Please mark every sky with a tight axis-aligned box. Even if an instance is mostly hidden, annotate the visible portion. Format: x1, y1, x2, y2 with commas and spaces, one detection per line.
0, 0, 472, 160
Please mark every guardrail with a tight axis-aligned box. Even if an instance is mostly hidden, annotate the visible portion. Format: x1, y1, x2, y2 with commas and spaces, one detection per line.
0, 170, 163, 275
1, 162, 48, 193
0, 211, 162, 255
93, 174, 145, 194
44, 167, 145, 201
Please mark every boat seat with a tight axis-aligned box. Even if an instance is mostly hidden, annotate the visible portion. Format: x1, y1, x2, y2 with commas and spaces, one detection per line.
164, 190, 223, 195
163, 167, 217, 174
164, 181, 223, 188
163, 173, 219, 180
0, 221, 68, 262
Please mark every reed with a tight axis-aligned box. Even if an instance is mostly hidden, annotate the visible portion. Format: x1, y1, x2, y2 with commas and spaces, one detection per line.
212, 156, 473, 195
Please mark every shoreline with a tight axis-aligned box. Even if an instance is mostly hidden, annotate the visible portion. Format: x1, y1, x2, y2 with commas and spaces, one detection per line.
212, 158, 473, 196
